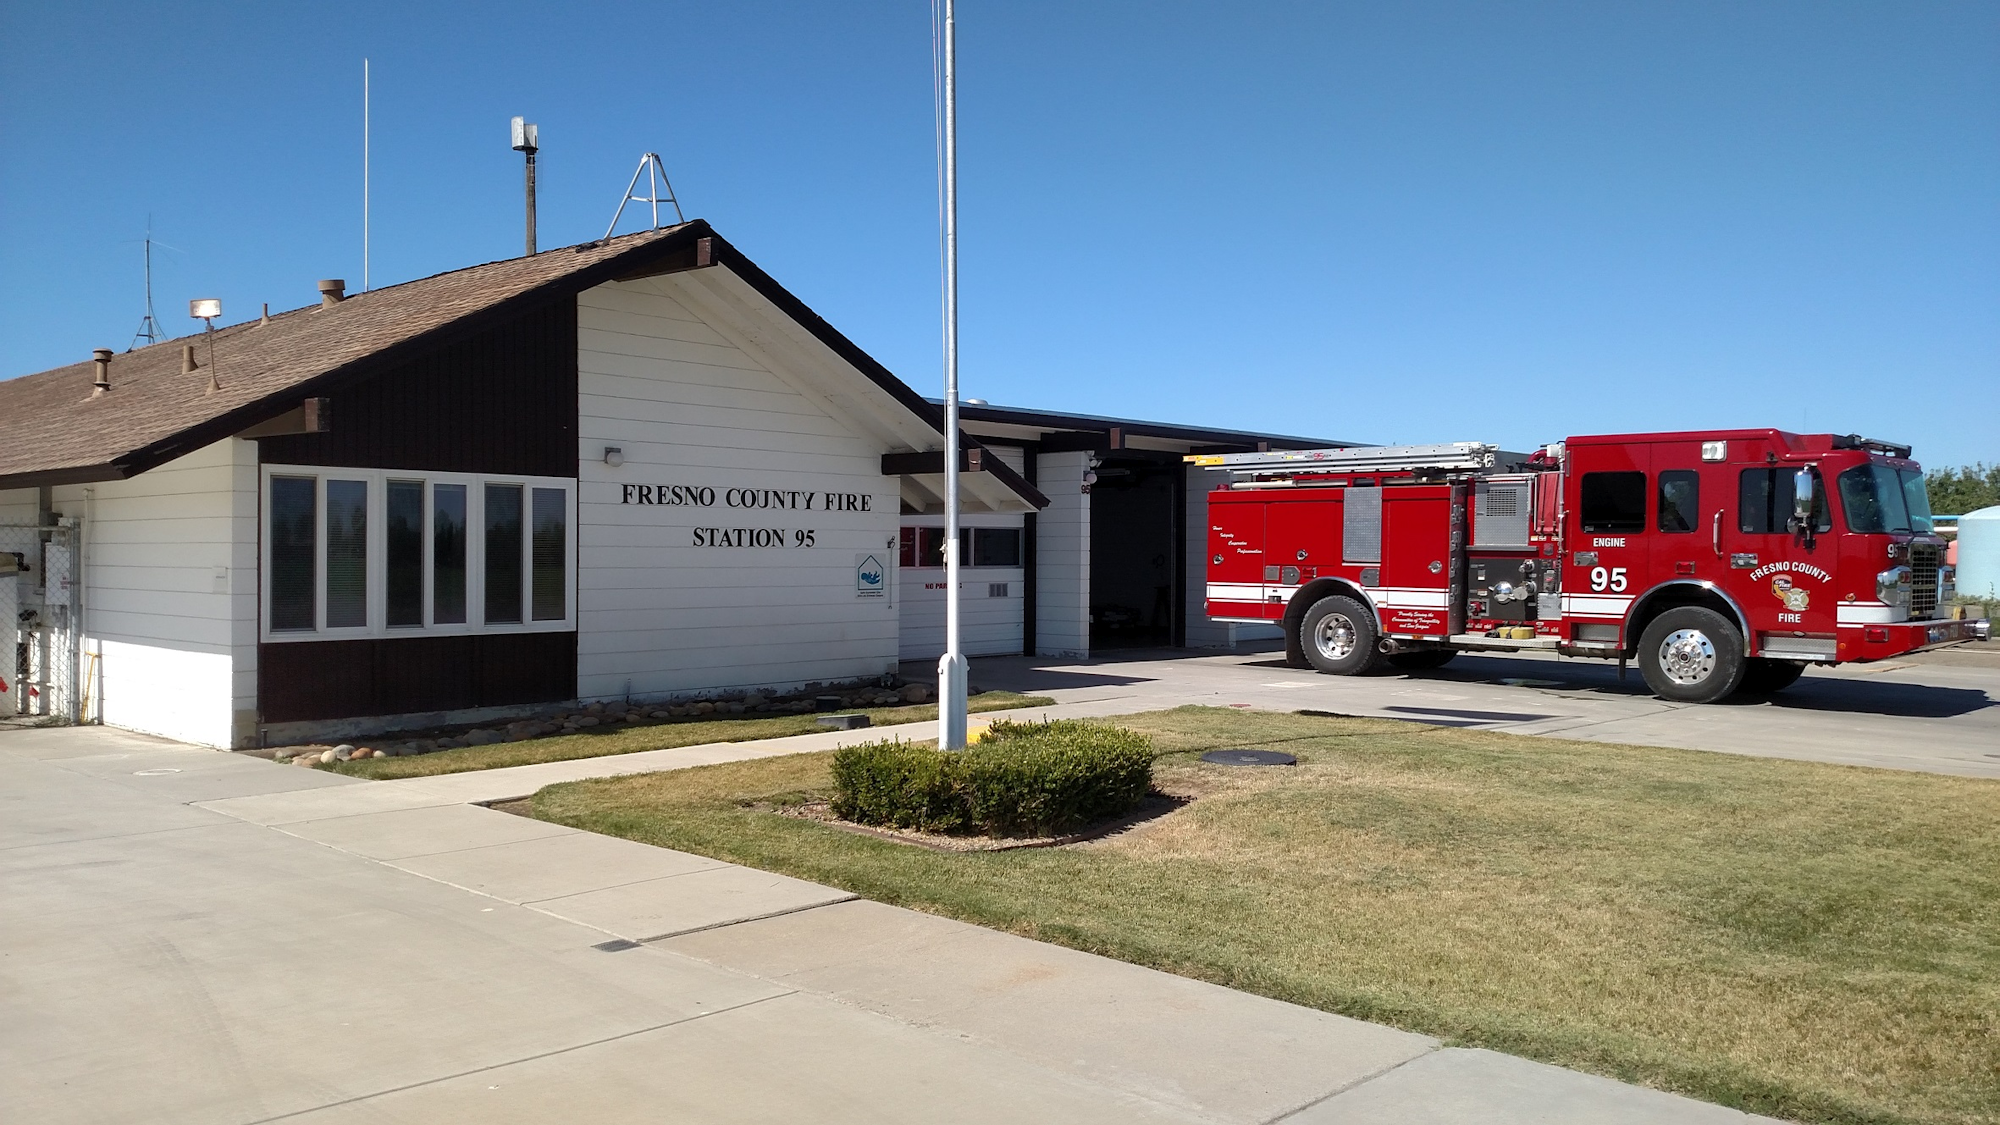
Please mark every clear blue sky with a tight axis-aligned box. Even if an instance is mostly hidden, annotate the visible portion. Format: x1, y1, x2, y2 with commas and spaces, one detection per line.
4, 2, 1995, 469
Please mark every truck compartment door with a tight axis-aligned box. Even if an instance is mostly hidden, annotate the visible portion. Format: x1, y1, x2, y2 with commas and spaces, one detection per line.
1376, 486, 1457, 638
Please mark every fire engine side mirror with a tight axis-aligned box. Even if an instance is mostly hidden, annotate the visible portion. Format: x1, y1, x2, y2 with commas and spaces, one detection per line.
1790, 468, 1816, 543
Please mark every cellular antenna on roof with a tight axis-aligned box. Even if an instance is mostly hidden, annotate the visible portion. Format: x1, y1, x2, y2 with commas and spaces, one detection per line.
601, 153, 684, 243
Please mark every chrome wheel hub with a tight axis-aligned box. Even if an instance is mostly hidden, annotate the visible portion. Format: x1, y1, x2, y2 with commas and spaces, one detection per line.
1658, 628, 1717, 685
1314, 613, 1358, 661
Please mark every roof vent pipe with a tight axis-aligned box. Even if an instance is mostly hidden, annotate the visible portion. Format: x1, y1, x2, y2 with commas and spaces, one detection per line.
182, 344, 199, 374
91, 348, 113, 395
317, 279, 346, 306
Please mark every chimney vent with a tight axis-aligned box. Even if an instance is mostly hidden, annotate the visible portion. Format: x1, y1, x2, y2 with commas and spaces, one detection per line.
182, 344, 199, 374
317, 279, 346, 307
91, 348, 113, 395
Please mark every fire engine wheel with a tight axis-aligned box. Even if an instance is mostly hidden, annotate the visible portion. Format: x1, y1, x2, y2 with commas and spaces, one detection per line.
1386, 650, 1457, 671
1739, 658, 1807, 694
1300, 595, 1382, 676
1636, 606, 1746, 704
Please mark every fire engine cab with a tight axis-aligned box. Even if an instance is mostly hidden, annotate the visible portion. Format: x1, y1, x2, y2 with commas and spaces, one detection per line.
1192, 431, 1986, 704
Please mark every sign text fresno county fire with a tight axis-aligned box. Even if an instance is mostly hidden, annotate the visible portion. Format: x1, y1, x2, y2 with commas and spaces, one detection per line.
620, 483, 874, 548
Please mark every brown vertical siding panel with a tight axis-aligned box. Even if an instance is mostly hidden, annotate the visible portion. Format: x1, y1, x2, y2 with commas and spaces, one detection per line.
259, 640, 378, 722
259, 298, 578, 478
256, 299, 581, 726
259, 632, 577, 724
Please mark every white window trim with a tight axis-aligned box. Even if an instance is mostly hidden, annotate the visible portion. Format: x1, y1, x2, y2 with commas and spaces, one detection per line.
261, 464, 578, 643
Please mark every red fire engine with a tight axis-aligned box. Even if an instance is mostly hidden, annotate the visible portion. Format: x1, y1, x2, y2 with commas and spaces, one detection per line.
1193, 431, 1986, 703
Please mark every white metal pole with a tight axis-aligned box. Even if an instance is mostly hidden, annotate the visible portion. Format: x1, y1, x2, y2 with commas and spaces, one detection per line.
363, 58, 370, 292
936, 0, 968, 749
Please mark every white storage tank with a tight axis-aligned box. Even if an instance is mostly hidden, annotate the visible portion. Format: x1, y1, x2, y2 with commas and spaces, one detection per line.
1957, 505, 2000, 601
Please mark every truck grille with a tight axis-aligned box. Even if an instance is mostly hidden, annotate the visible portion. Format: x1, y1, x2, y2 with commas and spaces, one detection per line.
1910, 543, 1941, 619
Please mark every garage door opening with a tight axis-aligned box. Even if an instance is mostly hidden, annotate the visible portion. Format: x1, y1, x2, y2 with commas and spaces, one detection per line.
1089, 451, 1184, 650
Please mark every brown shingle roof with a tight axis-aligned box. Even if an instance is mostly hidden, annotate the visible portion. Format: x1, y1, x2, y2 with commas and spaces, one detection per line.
0, 224, 709, 489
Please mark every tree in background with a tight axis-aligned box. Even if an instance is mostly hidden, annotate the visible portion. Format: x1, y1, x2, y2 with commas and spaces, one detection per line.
1926, 464, 2000, 515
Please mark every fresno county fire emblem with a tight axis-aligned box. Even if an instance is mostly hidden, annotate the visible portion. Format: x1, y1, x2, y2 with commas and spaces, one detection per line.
1770, 575, 1810, 612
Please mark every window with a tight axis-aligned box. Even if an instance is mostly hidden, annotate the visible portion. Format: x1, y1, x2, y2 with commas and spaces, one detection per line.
434, 484, 467, 624
1579, 471, 1646, 533
1656, 471, 1699, 533
484, 484, 524, 625
1739, 467, 1831, 534
901, 525, 1024, 568
1837, 464, 1933, 534
972, 527, 1021, 567
386, 481, 424, 627
269, 477, 316, 631
324, 480, 369, 627
531, 487, 567, 621
261, 466, 573, 640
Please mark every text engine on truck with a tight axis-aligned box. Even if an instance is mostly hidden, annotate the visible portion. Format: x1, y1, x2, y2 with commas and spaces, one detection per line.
1192, 430, 1986, 703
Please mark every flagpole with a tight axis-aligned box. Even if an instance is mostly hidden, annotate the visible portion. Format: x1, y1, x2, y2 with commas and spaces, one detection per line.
937, 0, 968, 749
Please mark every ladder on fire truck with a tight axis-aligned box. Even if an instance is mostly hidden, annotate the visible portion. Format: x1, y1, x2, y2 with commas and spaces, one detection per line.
1186, 442, 1501, 481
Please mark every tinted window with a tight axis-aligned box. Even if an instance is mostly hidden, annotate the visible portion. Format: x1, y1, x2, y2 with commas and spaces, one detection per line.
484, 483, 523, 624
530, 487, 566, 621
269, 477, 316, 631
917, 527, 948, 568
433, 484, 467, 625
1740, 467, 1831, 534
386, 480, 424, 627
325, 480, 368, 628
972, 527, 1022, 567
1580, 472, 1646, 533
1657, 471, 1699, 533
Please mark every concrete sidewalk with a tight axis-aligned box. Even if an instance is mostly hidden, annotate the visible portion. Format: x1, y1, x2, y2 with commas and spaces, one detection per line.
2, 724, 1788, 1124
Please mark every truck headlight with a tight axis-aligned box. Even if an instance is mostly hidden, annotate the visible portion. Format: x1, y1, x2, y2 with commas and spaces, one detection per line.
1877, 566, 1912, 605
1940, 565, 1957, 598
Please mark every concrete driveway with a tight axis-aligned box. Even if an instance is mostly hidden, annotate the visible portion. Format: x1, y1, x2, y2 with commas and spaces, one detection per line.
967, 642, 2000, 778
0, 723, 1784, 1125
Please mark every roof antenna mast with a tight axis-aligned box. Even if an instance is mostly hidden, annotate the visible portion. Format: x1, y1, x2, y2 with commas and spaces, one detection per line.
601, 153, 684, 243
129, 217, 167, 350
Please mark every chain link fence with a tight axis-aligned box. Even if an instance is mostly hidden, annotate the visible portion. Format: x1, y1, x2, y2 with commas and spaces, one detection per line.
2, 522, 82, 723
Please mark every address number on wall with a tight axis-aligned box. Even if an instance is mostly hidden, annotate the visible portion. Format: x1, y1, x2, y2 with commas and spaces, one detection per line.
692, 528, 818, 548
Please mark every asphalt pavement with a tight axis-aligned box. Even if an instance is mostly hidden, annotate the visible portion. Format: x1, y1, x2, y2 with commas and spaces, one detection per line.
966, 641, 2000, 779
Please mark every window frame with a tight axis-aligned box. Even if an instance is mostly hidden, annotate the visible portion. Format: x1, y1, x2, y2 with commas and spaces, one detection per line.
260, 465, 577, 643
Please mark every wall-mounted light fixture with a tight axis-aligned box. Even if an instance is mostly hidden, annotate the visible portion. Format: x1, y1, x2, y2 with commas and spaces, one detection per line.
603, 447, 624, 467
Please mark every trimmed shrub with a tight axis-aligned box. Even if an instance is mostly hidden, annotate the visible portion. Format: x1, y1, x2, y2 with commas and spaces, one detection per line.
829, 720, 1154, 837
828, 738, 968, 834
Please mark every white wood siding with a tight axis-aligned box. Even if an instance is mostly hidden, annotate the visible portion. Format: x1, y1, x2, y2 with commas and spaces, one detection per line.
576, 279, 902, 701
0, 488, 39, 524
1034, 451, 1091, 656
48, 438, 258, 747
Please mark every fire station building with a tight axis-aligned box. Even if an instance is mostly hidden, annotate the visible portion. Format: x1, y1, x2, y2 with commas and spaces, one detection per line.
0, 222, 1340, 748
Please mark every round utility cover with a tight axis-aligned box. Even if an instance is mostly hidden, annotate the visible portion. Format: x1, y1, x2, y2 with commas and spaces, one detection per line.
1201, 749, 1297, 767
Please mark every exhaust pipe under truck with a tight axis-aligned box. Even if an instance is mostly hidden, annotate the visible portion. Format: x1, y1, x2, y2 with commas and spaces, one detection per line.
1191, 430, 1983, 704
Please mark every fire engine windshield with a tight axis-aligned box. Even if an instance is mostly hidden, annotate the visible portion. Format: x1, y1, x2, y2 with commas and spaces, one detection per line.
1837, 463, 1934, 534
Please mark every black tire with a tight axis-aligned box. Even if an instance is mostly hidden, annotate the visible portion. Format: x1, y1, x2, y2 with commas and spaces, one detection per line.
1299, 595, 1383, 676
1739, 658, 1806, 694
1386, 650, 1456, 671
1636, 606, 1746, 704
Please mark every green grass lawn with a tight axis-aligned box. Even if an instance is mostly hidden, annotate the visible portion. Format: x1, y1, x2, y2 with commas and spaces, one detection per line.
327, 691, 1055, 779
520, 706, 2000, 1125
